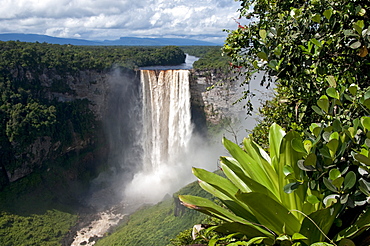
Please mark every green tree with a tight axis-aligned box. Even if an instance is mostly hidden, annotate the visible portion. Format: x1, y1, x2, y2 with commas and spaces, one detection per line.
224, 0, 370, 133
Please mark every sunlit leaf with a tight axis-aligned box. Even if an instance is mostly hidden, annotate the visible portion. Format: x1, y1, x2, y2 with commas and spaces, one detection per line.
348, 84, 358, 96
317, 95, 329, 113
332, 177, 344, 189
307, 194, 320, 205
325, 75, 337, 87
311, 14, 321, 23
292, 232, 308, 240
326, 87, 339, 99
303, 140, 313, 153
259, 29, 267, 40
329, 169, 341, 181
298, 160, 316, 171
323, 8, 333, 20
291, 138, 307, 154
361, 116, 370, 131
236, 192, 301, 235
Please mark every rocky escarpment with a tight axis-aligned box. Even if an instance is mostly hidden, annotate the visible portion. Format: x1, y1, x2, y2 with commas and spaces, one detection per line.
190, 69, 246, 133
4, 66, 140, 185
3, 66, 242, 187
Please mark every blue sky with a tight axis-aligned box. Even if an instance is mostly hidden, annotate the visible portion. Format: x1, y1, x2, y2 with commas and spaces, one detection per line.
0, 0, 244, 43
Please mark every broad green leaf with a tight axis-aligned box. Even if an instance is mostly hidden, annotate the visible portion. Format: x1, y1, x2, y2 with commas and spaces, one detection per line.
325, 75, 336, 87
300, 205, 341, 244
243, 138, 278, 190
193, 168, 257, 221
292, 138, 307, 154
359, 178, 370, 196
310, 38, 322, 47
354, 20, 364, 34
268, 59, 279, 70
312, 14, 321, 23
323, 194, 339, 207
193, 167, 238, 196
311, 243, 334, 246
326, 87, 339, 99
361, 116, 370, 131
333, 119, 342, 132
343, 171, 356, 190
326, 139, 339, 153
332, 177, 344, 190
236, 192, 301, 235
259, 29, 267, 40
363, 98, 370, 110
292, 232, 308, 240
353, 153, 370, 166
307, 194, 320, 205
329, 169, 341, 181
257, 51, 268, 61
348, 84, 358, 96
220, 158, 278, 201
223, 137, 275, 192
317, 95, 329, 113
304, 153, 317, 166
312, 105, 324, 115
215, 223, 274, 243
338, 239, 355, 246
269, 123, 285, 161
323, 9, 333, 20
304, 140, 313, 153
179, 195, 270, 239
298, 160, 316, 171
323, 177, 338, 192
178, 195, 241, 223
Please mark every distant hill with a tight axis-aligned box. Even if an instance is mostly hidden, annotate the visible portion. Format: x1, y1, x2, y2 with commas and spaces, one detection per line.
0, 33, 219, 46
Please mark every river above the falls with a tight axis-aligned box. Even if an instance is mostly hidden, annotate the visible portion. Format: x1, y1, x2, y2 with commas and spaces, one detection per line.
139, 54, 199, 70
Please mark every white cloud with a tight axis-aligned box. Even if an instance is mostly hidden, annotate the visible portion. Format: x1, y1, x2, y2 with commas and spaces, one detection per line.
0, 0, 242, 43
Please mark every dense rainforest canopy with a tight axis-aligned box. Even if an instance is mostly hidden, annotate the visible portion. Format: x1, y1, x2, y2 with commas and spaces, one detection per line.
0, 41, 186, 187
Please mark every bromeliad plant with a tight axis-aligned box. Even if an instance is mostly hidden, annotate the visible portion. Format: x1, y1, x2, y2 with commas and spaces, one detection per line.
180, 124, 320, 245
179, 122, 370, 245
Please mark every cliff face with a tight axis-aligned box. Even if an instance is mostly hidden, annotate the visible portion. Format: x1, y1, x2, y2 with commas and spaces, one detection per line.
190, 69, 245, 132
3, 67, 140, 185
3, 67, 238, 187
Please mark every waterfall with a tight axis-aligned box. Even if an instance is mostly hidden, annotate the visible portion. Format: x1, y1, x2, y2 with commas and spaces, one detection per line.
141, 69, 193, 171
124, 69, 193, 203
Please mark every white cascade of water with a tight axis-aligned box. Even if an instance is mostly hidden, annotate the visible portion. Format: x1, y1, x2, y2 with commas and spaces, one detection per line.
124, 69, 193, 203
141, 69, 193, 171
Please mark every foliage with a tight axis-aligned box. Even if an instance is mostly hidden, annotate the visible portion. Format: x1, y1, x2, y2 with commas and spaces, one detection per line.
179, 1, 370, 243
223, 0, 370, 127
0, 210, 77, 246
179, 123, 370, 245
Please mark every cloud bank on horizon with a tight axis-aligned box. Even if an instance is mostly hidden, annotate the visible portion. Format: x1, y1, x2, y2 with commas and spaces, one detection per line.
0, 0, 244, 44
